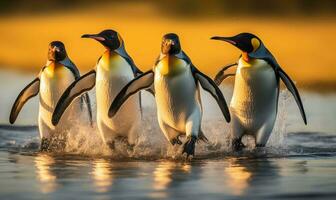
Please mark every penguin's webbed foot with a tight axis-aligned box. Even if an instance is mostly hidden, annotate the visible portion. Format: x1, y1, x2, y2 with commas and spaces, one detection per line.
182, 136, 197, 158
107, 136, 134, 152
170, 137, 182, 145
232, 138, 245, 151
107, 141, 115, 150
197, 134, 209, 144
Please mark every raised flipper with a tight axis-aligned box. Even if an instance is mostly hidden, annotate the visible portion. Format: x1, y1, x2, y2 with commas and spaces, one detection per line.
278, 68, 307, 124
108, 70, 154, 118
214, 63, 237, 86
52, 70, 96, 126
192, 68, 231, 122
9, 78, 40, 124
214, 73, 235, 86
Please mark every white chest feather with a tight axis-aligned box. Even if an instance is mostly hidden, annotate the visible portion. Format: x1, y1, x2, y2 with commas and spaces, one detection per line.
95, 51, 139, 130
96, 52, 134, 109
38, 63, 78, 133
154, 56, 200, 130
231, 58, 278, 124
39, 63, 75, 111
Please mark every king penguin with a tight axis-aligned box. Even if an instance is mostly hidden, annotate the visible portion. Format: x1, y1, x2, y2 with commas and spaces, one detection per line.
9, 41, 93, 151
51, 29, 143, 149
211, 33, 307, 150
108, 33, 231, 157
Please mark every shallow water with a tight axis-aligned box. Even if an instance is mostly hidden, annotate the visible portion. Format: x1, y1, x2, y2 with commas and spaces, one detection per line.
0, 70, 336, 199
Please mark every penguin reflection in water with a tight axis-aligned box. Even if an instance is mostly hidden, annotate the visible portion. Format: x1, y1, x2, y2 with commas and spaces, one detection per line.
9, 41, 93, 151
109, 33, 231, 157
52, 30, 144, 150
212, 33, 307, 150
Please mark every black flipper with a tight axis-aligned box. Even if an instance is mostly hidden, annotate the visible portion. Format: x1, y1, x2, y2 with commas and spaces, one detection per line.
108, 70, 155, 118
52, 70, 96, 126
278, 68, 307, 124
192, 66, 231, 122
214, 63, 237, 86
214, 74, 236, 86
83, 93, 93, 125
138, 92, 143, 119
9, 78, 40, 124
249, 42, 307, 124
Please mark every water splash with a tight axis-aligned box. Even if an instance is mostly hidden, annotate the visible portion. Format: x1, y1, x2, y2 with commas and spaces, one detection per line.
267, 90, 290, 148
55, 87, 291, 159
1, 88, 333, 159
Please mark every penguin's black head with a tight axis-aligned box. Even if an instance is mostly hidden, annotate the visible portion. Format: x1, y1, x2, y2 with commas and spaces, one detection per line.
161, 33, 181, 55
211, 33, 261, 54
81, 29, 122, 50
48, 41, 67, 62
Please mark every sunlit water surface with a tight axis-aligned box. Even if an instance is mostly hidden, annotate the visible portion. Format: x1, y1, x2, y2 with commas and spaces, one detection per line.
0, 70, 335, 200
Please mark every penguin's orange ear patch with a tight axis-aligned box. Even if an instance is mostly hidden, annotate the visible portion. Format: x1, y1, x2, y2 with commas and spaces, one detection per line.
251, 38, 260, 52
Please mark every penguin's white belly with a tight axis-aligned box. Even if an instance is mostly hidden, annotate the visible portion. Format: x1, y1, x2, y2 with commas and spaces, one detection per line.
230, 58, 278, 131
38, 65, 80, 138
154, 66, 200, 132
96, 55, 140, 135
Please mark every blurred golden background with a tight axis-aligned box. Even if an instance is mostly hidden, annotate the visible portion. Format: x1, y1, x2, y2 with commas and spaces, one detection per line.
0, 0, 335, 91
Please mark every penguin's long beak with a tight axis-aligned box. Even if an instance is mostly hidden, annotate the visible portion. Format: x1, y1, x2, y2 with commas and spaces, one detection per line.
211, 36, 236, 45
211, 36, 251, 54
81, 34, 105, 41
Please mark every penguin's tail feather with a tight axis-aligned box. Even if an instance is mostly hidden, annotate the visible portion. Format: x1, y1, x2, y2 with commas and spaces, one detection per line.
214, 63, 237, 86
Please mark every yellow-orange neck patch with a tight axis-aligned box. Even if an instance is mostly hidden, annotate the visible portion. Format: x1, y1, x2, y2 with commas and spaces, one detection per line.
44, 62, 63, 77
156, 56, 187, 76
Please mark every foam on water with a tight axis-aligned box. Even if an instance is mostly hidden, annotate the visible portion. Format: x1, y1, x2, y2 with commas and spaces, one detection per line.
1, 88, 335, 160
